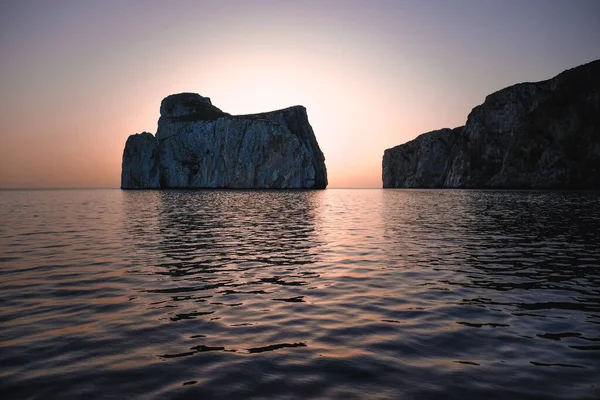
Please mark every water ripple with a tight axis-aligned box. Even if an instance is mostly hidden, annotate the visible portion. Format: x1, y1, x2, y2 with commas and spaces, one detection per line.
1, 189, 599, 399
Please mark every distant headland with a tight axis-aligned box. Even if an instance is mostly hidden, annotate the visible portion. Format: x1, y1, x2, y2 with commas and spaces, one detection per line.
121, 93, 327, 189
383, 59, 600, 189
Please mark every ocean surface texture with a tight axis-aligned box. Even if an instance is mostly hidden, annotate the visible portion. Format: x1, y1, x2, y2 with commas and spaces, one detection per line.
1, 189, 599, 399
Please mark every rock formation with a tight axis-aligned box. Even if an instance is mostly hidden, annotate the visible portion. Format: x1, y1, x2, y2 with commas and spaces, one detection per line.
121, 93, 327, 189
383, 60, 600, 189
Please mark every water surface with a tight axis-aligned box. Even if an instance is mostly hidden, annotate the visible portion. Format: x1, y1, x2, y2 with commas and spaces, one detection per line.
1, 189, 599, 399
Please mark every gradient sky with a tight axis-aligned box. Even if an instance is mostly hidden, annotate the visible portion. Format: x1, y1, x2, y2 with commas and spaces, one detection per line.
1, 0, 599, 188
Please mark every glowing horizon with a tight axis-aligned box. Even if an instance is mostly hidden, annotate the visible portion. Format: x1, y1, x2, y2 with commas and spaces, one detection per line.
1, 0, 599, 189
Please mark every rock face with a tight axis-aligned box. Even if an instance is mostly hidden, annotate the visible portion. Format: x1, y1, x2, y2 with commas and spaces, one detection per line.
383, 60, 600, 189
121, 93, 327, 189
121, 132, 160, 189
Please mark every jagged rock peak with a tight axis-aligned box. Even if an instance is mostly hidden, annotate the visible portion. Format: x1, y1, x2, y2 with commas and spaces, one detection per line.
159, 92, 226, 121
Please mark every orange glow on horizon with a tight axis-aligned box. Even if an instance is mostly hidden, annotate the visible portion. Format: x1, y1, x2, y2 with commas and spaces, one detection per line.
1, 1, 598, 188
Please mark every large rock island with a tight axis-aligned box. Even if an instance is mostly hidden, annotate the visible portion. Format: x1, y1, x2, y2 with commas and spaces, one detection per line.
122, 93, 327, 189
383, 60, 600, 189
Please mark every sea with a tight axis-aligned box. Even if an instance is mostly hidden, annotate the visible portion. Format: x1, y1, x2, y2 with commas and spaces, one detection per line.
1, 189, 599, 399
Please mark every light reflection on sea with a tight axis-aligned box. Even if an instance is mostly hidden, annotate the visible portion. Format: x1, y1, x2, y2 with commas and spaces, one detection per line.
1, 189, 599, 399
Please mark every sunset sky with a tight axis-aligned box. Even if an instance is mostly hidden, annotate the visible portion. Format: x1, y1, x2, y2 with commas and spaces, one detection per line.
1, 0, 599, 188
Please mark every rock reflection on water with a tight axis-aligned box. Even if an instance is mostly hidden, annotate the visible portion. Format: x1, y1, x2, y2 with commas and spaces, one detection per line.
122, 190, 325, 354
0, 189, 599, 399
380, 191, 600, 382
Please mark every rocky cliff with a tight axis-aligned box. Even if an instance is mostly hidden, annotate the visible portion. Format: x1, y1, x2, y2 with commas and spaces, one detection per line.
383, 60, 600, 189
121, 93, 327, 189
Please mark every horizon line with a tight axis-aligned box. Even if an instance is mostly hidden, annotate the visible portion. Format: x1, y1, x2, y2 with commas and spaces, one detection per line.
0, 187, 383, 190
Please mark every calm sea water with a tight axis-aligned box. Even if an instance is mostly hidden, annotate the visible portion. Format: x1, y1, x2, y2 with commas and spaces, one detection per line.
1, 189, 599, 399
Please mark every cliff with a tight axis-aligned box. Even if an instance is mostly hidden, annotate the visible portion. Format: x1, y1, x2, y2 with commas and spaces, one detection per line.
121, 93, 327, 189
383, 60, 600, 189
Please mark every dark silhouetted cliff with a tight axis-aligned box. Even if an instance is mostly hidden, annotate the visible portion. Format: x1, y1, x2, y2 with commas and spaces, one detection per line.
383, 60, 600, 189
